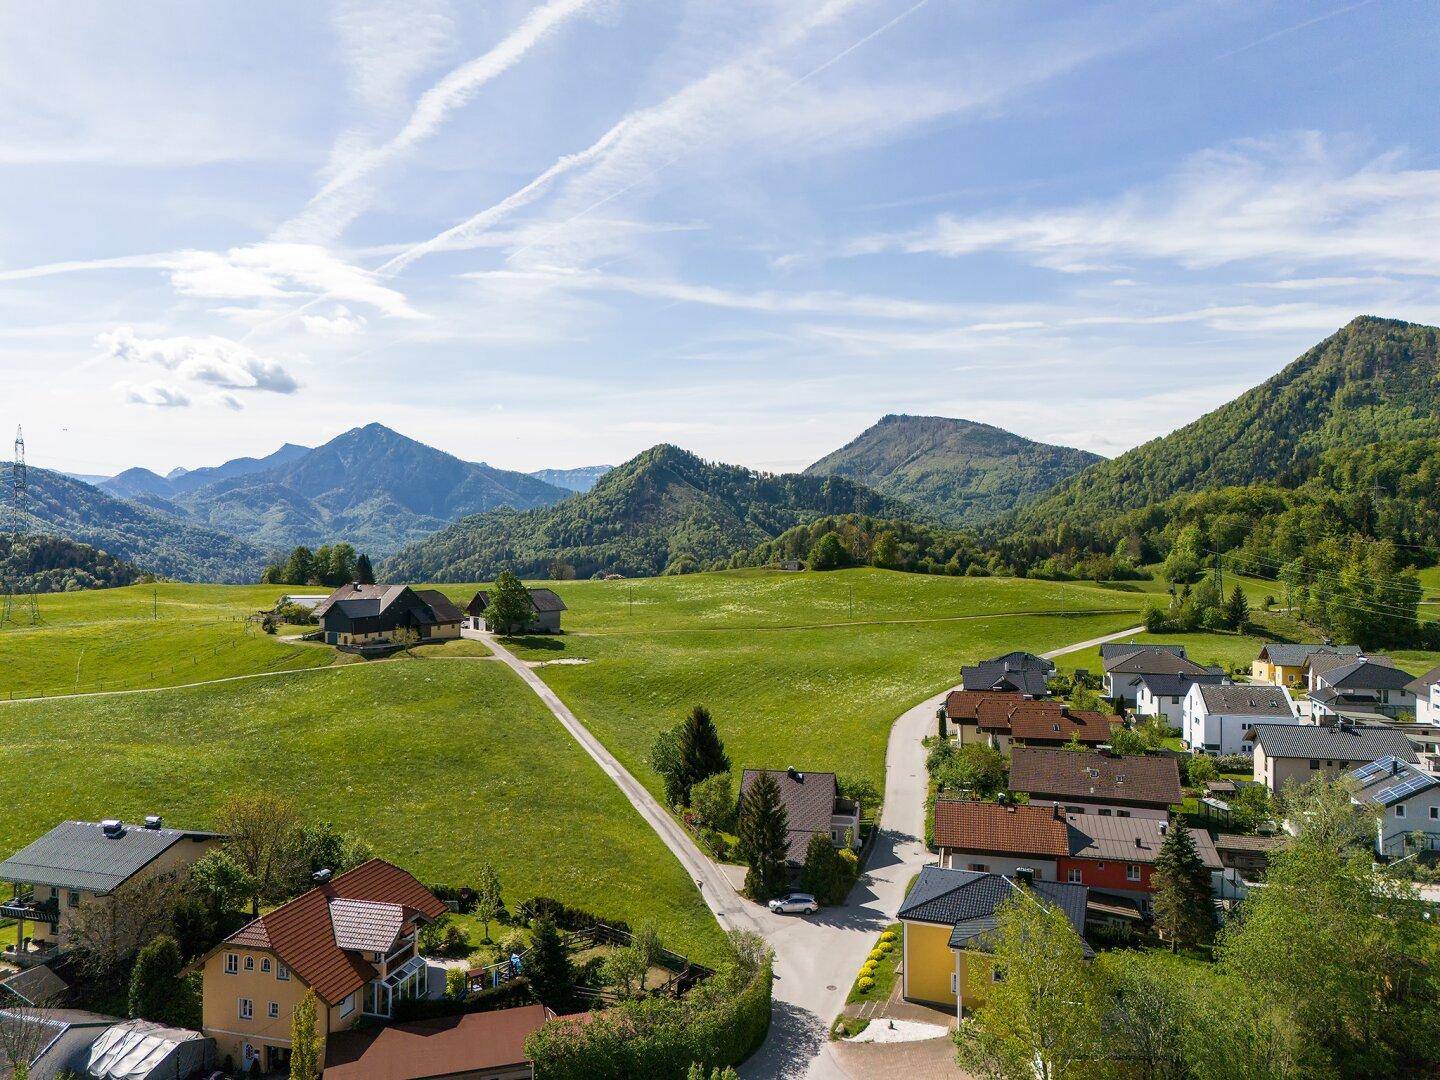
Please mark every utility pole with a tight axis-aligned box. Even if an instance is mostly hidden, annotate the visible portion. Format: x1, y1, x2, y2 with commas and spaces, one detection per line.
848, 584, 854, 621
153, 585, 158, 620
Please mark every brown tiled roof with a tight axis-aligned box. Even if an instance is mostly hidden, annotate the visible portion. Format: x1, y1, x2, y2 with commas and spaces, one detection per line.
932, 800, 1069, 858
221, 860, 445, 1005
740, 769, 839, 865
944, 690, 1021, 722
1067, 818, 1222, 871
986, 701, 1117, 744
323, 1004, 548, 1079
1008, 747, 1182, 808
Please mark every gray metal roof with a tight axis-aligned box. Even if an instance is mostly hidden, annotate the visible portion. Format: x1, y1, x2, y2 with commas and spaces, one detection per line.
1194, 684, 1295, 717
1135, 671, 1223, 697
1318, 659, 1415, 692
1105, 648, 1209, 678
1404, 664, 1440, 697
1258, 643, 1360, 668
899, 866, 1088, 951
1248, 723, 1418, 762
0, 822, 219, 895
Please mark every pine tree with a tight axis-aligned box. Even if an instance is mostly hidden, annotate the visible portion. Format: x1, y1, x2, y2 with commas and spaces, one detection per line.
127, 934, 184, 1024
1152, 824, 1215, 949
526, 916, 573, 1008
1223, 585, 1250, 631
354, 553, 375, 584
677, 705, 730, 803
736, 772, 790, 901
289, 989, 321, 1080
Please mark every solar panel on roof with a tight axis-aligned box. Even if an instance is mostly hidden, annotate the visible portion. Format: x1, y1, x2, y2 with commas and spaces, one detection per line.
1353, 756, 1400, 784
1375, 772, 1436, 805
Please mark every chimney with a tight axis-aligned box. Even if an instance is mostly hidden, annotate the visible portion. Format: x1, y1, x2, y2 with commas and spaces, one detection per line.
1014, 867, 1035, 888
786, 766, 803, 782
101, 820, 124, 839
313, 868, 333, 885
1135, 837, 1144, 848
143, 815, 162, 830
1158, 822, 1168, 835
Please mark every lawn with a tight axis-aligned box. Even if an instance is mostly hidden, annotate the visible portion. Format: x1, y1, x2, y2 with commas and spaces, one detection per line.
1053, 630, 1271, 679
0, 658, 727, 966
0, 583, 337, 699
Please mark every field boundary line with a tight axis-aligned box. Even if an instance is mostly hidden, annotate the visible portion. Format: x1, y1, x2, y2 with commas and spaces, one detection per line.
565, 605, 1144, 637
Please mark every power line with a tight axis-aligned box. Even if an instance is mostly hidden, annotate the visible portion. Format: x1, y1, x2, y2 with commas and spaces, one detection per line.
1207, 547, 1426, 602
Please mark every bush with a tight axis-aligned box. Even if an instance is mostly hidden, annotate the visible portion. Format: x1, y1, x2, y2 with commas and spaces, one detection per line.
515, 896, 629, 935
428, 882, 478, 914
857, 977, 875, 992
690, 772, 736, 832
419, 917, 471, 958
392, 976, 534, 1022
880, 930, 896, 943
868, 949, 883, 963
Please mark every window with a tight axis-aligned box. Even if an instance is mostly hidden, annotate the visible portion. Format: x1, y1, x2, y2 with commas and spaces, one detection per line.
991, 967, 1006, 983
340, 992, 356, 1018
1066, 806, 1085, 814
1395, 804, 1406, 818
1067, 868, 1082, 884
1309, 760, 1320, 770
66, 890, 80, 908
1098, 808, 1112, 817
268, 1002, 279, 1020
239, 998, 253, 1020
1126, 864, 1141, 882
277, 964, 291, 982
244, 956, 254, 971
1430, 806, 1438, 821
1117, 810, 1131, 818
261, 958, 271, 973
967, 863, 988, 872
225, 954, 239, 976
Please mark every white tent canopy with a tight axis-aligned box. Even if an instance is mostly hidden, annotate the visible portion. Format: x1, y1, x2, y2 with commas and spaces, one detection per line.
86, 1019, 212, 1080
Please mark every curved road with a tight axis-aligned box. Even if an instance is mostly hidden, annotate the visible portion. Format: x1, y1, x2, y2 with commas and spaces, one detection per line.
481, 625, 1143, 1079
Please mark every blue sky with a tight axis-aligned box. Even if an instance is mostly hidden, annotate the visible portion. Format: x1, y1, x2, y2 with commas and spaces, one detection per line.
0, 0, 1436, 478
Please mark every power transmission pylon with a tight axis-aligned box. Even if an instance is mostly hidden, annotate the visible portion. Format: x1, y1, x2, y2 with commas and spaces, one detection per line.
4, 426, 40, 626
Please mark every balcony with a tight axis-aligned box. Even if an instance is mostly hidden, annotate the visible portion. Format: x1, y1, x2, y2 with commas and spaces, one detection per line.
0, 939, 62, 968
1, 895, 59, 926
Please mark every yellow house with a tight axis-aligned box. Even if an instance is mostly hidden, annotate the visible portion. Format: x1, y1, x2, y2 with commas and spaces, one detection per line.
1252, 643, 1360, 690
0, 818, 223, 968
897, 865, 1091, 1017
196, 859, 446, 1074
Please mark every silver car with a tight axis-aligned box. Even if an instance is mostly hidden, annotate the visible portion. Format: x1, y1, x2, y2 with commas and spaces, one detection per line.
768, 892, 819, 914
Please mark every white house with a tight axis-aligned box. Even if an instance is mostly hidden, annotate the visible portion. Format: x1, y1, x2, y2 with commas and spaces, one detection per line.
1134, 672, 1224, 726
1182, 683, 1298, 756
1101, 644, 1210, 707
1406, 665, 1440, 726
1308, 656, 1417, 720
1348, 756, 1440, 857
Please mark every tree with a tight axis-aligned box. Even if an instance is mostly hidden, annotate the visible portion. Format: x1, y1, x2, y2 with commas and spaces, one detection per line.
1185, 755, 1217, 787
687, 1066, 739, 1080
870, 530, 900, 569
807, 531, 849, 571
128, 934, 189, 1025
0, 1000, 62, 1080
648, 723, 688, 806
690, 771, 735, 832
736, 772, 790, 901
392, 625, 421, 654
67, 872, 185, 982
354, 552, 375, 584
526, 916, 574, 1009
932, 744, 1007, 799
293, 821, 373, 888
487, 571, 533, 634
677, 705, 730, 803
189, 849, 254, 926
1226, 783, 1271, 834
953, 892, 1100, 1080
289, 989, 322, 1080
1223, 585, 1250, 631
631, 919, 663, 990
599, 942, 648, 999
473, 860, 503, 942
836, 774, 880, 817
1161, 525, 1204, 585
800, 834, 855, 905
1151, 825, 1215, 949
1106, 726, 1149, 756
282, 546, 315, 586
215, 793, 304, 915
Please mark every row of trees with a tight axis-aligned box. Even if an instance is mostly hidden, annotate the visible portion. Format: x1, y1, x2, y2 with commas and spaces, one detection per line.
260, 543, 374, 588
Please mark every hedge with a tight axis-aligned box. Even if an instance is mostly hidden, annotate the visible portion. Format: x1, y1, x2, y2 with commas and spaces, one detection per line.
525, 955, 772, 1079
392, 976, 534, 1022
515, 896, 630, 935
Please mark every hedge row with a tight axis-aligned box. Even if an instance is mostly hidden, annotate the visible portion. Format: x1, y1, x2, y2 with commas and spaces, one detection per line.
515, 896, 630, 936
524, 955, 772, 1079
392, 976, 534, 1022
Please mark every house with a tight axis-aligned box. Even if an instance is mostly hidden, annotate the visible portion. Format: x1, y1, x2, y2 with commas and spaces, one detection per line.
961, 652, 1054, 697
0, 818, 223, 969
1007, 747, 1182, 820
1246, 721, 1418, 793
897, 865, 1089, 1016
197, 859, 447, 1074
1348, 756, 1440, 857
940, 690, 1023, 745
1406, 665, 1440, 726
465, 588, 567, 634
973, 699, 1119, 753
932, 799, 1220, 905
1181, 683, 1298, 755
1133, 671, 1224, 725
1308, 656, 1416, 720
1210, 833, 1286, 878
738, 768, 860, 867
323, 1004, 551, 1080
1251, 643, 1360, 691
313, 584, 464, 648
1101, 644, 1210, 706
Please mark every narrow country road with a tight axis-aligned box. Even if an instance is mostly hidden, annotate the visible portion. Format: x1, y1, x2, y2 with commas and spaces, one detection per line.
481, 624, 1143, 1079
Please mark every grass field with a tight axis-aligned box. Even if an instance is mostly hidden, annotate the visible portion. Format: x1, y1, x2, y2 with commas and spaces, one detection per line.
1053, 630, 1271, 678
0, 658, 727, 965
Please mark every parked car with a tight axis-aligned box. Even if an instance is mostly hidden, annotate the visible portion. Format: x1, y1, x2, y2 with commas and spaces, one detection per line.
768, 892, 819, 914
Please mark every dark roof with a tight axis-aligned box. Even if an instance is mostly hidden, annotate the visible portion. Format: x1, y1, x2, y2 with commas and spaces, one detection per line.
943, 690, 1022, 722
962, 662, 1049, 697
0, 821, 220, 894
933, 801, 1069, 858
323, 1005, 548, 1079
1105, 648, 1209, 678
0, 965, 68, 1006
1210, 833, 1287, 854
1101, 642, 1186, 661
1135, 671, 1223, 698
1247, 722, 1418, 762
1258, 643, 1360, 668
312, 584, 410, 619
1317, 658, 1415, 692
220, 860, 446, 1005
740, 769, 839, 864
467, 588, 568, 616
412, 589, 464, 624
1193, 684, 1295, 717
1404, 664, 1440, 697
898, 866, 1089, 953
1349, 756, 1440, 807
0, 1009, 118, 1080
1008, 747, 1182, 808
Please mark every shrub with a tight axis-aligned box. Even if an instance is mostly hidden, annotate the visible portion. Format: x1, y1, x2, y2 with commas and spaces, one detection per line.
857, 977, 875, 992
880, 930, 896, 943
419, 917, 471, 958
392, 976, 534, 1022
868, 949, 883, 962
515, 896, 628, 935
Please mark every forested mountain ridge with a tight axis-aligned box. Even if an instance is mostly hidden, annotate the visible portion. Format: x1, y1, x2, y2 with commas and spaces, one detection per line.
0, 532, 145, 593
382, 443, 917, 580
805, 414, 1100, 525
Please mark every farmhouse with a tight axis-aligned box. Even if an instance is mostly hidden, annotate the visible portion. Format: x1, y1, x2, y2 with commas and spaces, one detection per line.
961, 651, 1054, 697
897, 865, 1089, 1016
312, 584, 463, 648
1347, 756, 1440, 857
738, 768, 860, 866
466, 588, 567, 633
1007, 746, 1182, 820
0, 818, 222, 969
197, 859, 446, 1073
1247, 721, 1418, 794
1251, 643, 1360, 691
1182, 682, 1298, 755
1101, 643, 1210, 707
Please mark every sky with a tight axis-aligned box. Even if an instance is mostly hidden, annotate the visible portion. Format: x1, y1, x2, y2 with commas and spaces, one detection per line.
0, 0, 1437, 478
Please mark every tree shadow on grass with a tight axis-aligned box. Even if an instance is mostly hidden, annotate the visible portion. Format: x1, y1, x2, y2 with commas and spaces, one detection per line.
505, 635, 567, 652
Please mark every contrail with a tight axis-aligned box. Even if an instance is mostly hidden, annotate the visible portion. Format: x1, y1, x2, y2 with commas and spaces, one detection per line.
1216, 0, 1377, 61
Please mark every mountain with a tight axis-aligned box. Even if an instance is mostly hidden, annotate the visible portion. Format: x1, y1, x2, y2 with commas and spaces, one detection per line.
171, 423, 571, 554
805, 415, 1101, 525
101, 467, 175, 500
528, 465, 613, 493
383, 443, 919, 580
1006, 316, 1440, 534
1, 463, 269, 582
100, 442, 310, 500
0, 532, 145, 593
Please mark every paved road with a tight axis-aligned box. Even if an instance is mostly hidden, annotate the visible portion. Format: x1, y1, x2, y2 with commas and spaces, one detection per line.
481, 624, 1144, 1079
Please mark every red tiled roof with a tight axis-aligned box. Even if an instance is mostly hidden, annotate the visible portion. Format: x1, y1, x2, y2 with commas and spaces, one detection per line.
944, 690, 1021, 722
323, 1004, 549, 1079
1009, 705, 1117, 744
932, 800, 1069, 858
1008, 747, 1182, 807
221, 860, 445, 1005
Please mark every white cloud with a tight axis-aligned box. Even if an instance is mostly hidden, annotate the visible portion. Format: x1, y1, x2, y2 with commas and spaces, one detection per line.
97, 326, 300, 395
851, 134, 1440, 276
331, 0, 456, 113
300, 306, 368, 336
122, 382, 192, 408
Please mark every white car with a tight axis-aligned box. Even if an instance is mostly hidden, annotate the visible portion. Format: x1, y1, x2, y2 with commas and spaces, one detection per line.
768, 892, 819, 914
